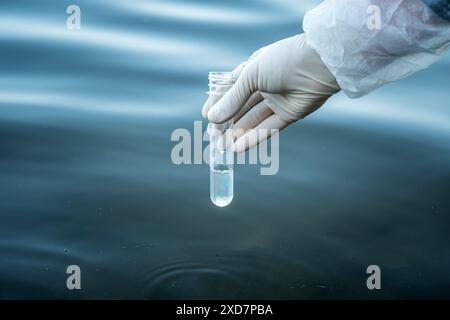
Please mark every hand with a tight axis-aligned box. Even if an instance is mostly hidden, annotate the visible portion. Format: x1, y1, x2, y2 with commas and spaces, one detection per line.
202, 33, 340, 152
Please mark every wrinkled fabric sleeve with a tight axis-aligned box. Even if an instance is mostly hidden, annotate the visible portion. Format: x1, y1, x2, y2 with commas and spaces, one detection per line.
303, 0, 450, 98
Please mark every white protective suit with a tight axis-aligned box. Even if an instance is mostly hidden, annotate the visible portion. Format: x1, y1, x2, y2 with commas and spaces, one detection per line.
303, 0, 450, 97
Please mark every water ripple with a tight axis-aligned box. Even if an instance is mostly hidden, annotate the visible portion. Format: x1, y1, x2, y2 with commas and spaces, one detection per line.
142, 249, 309, 299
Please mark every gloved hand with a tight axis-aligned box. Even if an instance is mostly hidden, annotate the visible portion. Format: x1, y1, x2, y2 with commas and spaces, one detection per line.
202, 33, 340, 152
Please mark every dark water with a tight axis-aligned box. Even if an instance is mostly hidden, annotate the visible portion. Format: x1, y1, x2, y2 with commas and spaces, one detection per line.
1, 0, 450, 299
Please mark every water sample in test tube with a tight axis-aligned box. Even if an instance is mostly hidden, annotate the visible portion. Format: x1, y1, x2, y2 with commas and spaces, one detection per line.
209, 121, 234, 207
207, 72, 234, 207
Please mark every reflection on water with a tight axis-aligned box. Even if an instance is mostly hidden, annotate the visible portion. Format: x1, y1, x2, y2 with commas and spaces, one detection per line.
0, 0, 450, 299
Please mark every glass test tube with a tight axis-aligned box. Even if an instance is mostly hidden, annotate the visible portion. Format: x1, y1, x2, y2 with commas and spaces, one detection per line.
207, 72, 234, 207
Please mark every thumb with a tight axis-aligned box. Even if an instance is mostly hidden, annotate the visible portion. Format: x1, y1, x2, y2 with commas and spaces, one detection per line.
207, 61, 258, 124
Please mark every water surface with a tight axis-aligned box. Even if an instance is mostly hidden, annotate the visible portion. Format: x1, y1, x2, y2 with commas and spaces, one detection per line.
1, 0, 450, 299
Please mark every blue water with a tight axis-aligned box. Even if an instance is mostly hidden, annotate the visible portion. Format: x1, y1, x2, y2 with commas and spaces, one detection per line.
1, 0, 450, 299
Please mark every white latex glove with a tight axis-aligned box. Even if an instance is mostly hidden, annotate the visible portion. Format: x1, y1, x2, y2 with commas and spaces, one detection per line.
202, 33, 340, 152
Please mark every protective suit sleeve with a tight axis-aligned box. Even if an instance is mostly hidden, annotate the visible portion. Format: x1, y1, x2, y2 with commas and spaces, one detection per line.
303, 0, 450, 98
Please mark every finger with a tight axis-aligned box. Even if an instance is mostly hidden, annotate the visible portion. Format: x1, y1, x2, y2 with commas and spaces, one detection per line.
232, 113, 289, 153
201, 61, 247, 118
231, 99, 273, 141
217, 99, 273, 150
248, 46, 265, 61
231, 60, 247, 82
208, 61, 258, 123
232, 91, 264, 123
201, 85, 229, 118
202, 45, 265, 119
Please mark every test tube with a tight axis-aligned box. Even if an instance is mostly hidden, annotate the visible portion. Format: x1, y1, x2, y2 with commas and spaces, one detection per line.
207, 72, 234, 207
